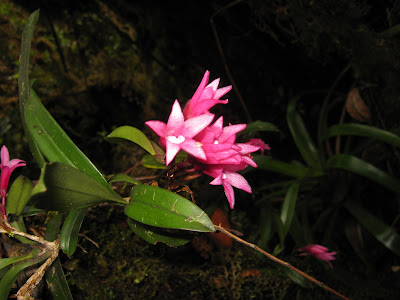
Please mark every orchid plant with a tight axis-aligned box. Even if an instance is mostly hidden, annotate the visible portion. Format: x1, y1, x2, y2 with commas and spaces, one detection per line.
0, 9, 352, 300
145, 70, 265, 209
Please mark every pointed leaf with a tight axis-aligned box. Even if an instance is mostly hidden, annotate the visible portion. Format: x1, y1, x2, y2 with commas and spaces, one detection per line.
18, 9, 45, 167
287, 97, 321, 169
127, 218, 190, 247
325, 123, 400, 148
280, 182, 300, 238
18, 11, 109, 192
345, 202, 400, 256
6, 176, 34, 217
125, 185, 215, 232
44, 213, 64, 242
253, 155, 323, 179
0, 251, 37, 270
107, 126, 155, 155
45, 258, 73, 300
30, 162, 126, 211
108, 173, 142, 185
141, 154, 167, 169
240, 120, 279, 135
60, 208, 88, 256
326, 154, 400, 194
24, 88, 110, 189
10, 217, 36, 245
0, 248, 46, 300
258, 205, 273, 249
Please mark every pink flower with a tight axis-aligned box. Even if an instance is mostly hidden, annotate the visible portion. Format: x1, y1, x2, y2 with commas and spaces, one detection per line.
297, 244, 337, 268
0, 145, 26, 217
248, 138, 271, 155
183, 71, 231, 119
203, 164, 252, 209
144, 70, 270, 209
145, 100, 215, 165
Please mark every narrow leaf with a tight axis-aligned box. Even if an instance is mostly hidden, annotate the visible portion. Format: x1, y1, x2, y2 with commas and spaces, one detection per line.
45, 258, 73, 300
6, 176, 34, 217
240, 120, 279, 135
60, 208, 88, 256
141, 154, 167, 169
108, 173, 142, 185
280, 182, 300, 238
107, 126, 155, 155
125, 185, 215, 232
44, 213, 64, 242
18, 9, 45, 166
30, 162, 126, 211
253, 155, 323, 179
287, 97, 321, 169
326, 154, 400, 194
24, 88, 110, 189
10, 217, 36, 245
0, 251, 36, 270
0, 249, 46, 300
345, 202, 400, 256
325, 123, 400, 148
258, 205, 273, 249
127, 218, 190, 247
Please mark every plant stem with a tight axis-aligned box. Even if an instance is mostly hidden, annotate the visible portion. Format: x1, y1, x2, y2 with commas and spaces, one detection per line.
214, 225, 351, 300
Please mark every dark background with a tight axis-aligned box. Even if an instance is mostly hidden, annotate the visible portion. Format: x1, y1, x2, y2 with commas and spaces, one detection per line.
1, 0, 400, 299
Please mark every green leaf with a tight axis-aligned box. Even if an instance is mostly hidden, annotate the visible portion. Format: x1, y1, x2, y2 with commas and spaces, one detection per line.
280, 182, 300, 238
382, 24, 400, 38
44, 213, 64, 242
125, 185, 215, 232
287, 97, 321, 169
280, 266, 312, 288
253, 155, 323, 179
6, 176, 34, 217
344, 202, 400, 256
0, 251, 36, 270
30, 162, 126, 211
45, 258, 73, 300
0, 248, 46, 300
127, 218, 190, 247
0, 267, 9, 280
141, 154, 167, 169
325, 123, 400, 148
326, 154, 400, 194
18, 10, 109, 192
108, 173, 142, 185
10, 217, 36, 245
18, 9, 45, 167
24, 88, 110, 190
240, 120, 279, 135
107, 126, 155, 155
60, 208, 87, 256
258, 205, 273, 249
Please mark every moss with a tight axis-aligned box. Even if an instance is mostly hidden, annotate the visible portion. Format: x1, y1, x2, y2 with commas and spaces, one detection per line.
64, 205, 294, 299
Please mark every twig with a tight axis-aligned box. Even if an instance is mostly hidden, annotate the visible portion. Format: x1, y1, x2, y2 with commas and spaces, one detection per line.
0, 218, 60, 299
214, 225, 351, 300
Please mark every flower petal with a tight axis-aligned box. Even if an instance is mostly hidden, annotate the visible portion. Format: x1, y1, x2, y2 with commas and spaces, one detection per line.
165, 140, 182, 165
223, 182, 235, 209
183, 113, 215, 138
180, 139, 206, 160
145, 120, 167, 137
166, 100, 185, 134
224, 171, 252, 193
1, 145, 9, 165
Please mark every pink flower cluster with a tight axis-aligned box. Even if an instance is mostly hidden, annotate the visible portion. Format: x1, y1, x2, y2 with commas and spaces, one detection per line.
297, 244, 337, 268
0, 145, 26, 217
146, 71, 269, 208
